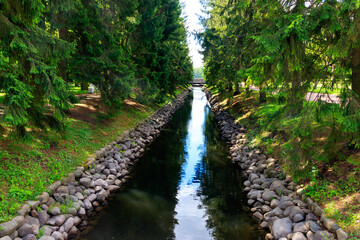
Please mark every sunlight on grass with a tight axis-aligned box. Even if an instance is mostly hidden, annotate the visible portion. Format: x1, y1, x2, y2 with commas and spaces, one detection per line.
0, 100, 157, 222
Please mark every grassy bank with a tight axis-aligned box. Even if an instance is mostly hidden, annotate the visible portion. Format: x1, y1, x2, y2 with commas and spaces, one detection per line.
208, 86, 360, 238
0, 92, 165, 222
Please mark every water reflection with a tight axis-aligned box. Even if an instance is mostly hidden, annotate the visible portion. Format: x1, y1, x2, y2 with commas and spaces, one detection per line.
77, 88, 265, 240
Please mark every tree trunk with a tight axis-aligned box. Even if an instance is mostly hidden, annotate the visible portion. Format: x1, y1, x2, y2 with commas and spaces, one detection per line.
331, 64, 336, 91
58, 11, 69, 82
288, 71, 303, 115
259, 89, 267, 103
81, 81, 89, 91
352, 47, 360, 106
351, 10, 360, 109
234, 82, 240, 95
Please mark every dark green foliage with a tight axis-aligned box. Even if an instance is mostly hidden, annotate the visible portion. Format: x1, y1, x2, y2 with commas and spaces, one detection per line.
0, 0, 192, 135
0, 0, 74, 136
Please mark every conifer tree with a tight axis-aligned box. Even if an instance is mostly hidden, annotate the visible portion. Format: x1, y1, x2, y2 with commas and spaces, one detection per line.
0, 0, 73, 136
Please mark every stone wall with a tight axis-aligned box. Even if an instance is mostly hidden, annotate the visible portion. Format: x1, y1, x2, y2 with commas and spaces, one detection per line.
0, 89, 191, 240
204, 89, 348, 240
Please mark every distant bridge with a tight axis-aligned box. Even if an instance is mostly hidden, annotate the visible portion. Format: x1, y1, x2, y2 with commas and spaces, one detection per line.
190, 78, 205, 87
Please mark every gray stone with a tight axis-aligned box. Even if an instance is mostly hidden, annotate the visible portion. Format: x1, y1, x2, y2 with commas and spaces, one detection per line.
48, 215, 66, 226
322, 218, 339, 233
13, 216, 25, 226
38, 236, 55, 240
65, 207, 77, 215
261, 205, 272, 213
244, 180, 251, 187
18, 223, 34, 237
270, 180, 286, 195
262, 190, 278, 201
46, 197, 55, 207
336, 228, 348, 240
39, 192, 50, 204
87, 194, 97, 202
272, 217, 293, 239
94, 179, 108, 189
270, 207, 283, 217
270, 199, 280, 209
23, 234, 37, 240
96, 189, 108, 202
48, 181, 62, 194
50, 207, 61, 216
293, 222, 309, 233
313, 231, 334, 240
78, 207, 86, 215
253, 212, 264, 221
56, 186, 69, 195
74, 169, 83, 179
306, 213, 318, 221
74, 192, 84, 200
53, 194, 65, 204
68, 226, 79, 238
24, 215, 39, 226
260, 221, 269, 229
249, 173, 259, 182
292, 232, 307, 240
51, 231, 64, 240
83, 199, 92, 210
108, 185, 120, 192
265, 233, 275, 240
293, 213, 304, 223
306, 220, 322, 232
0, 236, 12, 240
27, 201, 40, 210
63, 218, 74, 233
307, 231, 315, 240
279, 201, 294, 210
79, 178, 91, 188
17, 204, 31, 216
38, 211, 49, 226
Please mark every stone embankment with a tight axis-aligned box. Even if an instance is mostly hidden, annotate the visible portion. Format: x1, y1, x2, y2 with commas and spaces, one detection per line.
205, 89, 348, 240
0, 89, 191, 240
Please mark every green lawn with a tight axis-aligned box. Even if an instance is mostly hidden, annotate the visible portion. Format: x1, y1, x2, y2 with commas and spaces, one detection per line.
0, 100, 156, 222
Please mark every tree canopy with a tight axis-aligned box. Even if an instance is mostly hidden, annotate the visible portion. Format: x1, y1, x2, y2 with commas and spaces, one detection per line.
0, 0, 193, 136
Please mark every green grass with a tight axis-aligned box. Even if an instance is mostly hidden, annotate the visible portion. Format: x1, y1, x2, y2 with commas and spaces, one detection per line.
68, 85, 88, 95
0, 92, 5, 104
213, 88, 360, 238
309, 83, 344, 95
0, 101, 156, 222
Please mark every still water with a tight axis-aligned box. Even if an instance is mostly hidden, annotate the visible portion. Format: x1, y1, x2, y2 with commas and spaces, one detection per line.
77, 88, 265, 240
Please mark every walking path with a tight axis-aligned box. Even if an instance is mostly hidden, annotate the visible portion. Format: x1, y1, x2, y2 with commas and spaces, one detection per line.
240, 83, 341, 104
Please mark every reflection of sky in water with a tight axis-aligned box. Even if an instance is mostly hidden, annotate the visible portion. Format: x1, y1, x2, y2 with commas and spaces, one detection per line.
174, 88, 212, 240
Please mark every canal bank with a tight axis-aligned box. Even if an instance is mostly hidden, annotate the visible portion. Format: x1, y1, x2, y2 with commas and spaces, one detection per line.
204, 89, 348, 240
0, 90, 191, 240
76, 87, 264, 240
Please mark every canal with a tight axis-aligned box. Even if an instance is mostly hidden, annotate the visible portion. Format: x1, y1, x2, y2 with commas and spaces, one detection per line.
77, 88, 265, 240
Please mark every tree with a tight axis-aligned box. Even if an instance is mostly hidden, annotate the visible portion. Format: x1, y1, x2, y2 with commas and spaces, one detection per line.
0, 0, 74, 136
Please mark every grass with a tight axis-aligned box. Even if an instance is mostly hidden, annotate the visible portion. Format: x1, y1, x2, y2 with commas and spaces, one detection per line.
0, 96, 157, 222
0, 92, 5, 104
68, 85, 89, 95
211, 86, 360, 238
309, 83, 344, 95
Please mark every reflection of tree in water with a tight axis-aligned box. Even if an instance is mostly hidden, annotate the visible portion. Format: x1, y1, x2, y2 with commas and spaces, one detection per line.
78, 96, 193, 240
194, 105, 266, 240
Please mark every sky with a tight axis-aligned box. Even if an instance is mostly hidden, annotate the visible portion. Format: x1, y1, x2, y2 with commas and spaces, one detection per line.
180, 0, 204, 68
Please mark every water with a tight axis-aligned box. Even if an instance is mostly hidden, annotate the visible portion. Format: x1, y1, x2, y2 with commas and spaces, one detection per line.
77, 88, 265, 240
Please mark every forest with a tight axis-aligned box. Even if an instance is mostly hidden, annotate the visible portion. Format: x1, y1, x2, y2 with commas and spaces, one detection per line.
200, 0, 360, 236
0, 0, 193, 137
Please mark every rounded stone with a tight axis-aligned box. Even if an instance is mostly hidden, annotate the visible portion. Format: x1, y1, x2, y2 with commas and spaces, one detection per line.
292, 232, 307, 240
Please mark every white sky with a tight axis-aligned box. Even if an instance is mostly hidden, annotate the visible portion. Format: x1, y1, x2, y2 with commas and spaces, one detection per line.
181, 0, 204, 68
